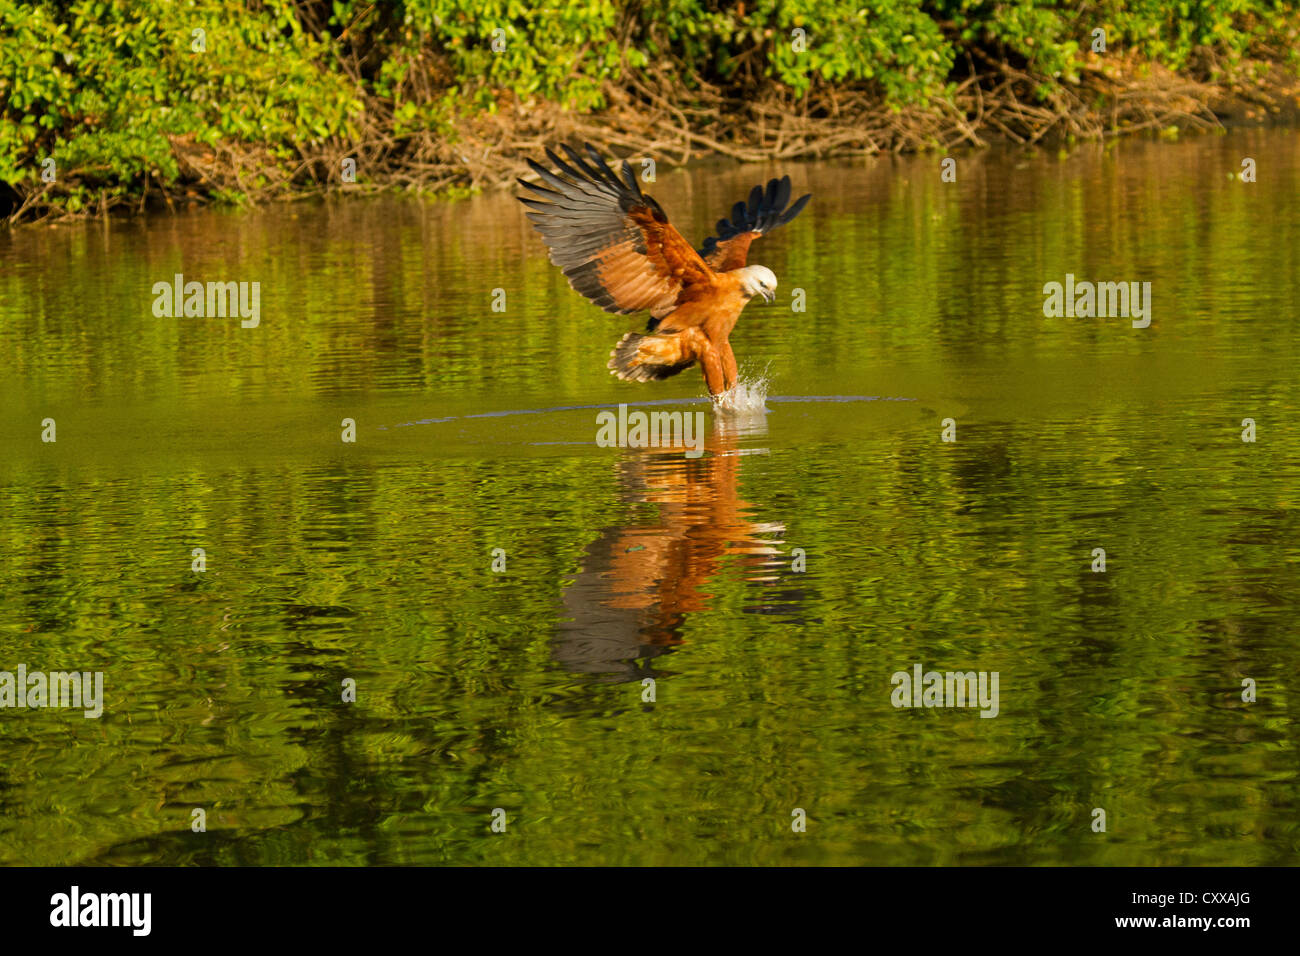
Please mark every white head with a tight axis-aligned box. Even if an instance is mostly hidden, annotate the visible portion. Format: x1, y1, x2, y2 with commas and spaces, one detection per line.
738, 265, 778, 303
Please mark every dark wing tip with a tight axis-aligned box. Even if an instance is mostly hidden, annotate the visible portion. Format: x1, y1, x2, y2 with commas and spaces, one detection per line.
707, 174, 806, 243
517, 174, 559, 195
773, 176, 792, 212
620, 159, 638, 193
702, 176, 810, 253
533, 141, 647, 205
779, 193, 812, 227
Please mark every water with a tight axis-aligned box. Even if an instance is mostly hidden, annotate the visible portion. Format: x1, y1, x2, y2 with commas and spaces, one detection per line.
1, 130, 1297, 865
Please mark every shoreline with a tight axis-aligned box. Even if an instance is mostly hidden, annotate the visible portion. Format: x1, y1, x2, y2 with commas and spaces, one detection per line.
5, 57, 1299, 228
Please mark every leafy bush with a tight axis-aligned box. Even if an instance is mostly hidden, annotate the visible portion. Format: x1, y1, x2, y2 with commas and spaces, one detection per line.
0, 0, 359, 212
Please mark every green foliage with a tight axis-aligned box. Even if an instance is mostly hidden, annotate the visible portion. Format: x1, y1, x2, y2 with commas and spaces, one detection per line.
757, 0, 955, 101
407, 0, 623, 110
2, 0, 1297, 216
0, 0, 359, 208
928, 0, 1295, 79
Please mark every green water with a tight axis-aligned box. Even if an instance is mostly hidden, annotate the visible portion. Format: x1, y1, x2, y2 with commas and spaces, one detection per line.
1, 130, 1298, 866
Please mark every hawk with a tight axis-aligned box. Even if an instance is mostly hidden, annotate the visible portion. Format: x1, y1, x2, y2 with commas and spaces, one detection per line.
518, 144, 810, 396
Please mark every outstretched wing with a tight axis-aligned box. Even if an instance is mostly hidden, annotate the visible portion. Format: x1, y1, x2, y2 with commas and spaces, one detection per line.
699, 176, 811, 272
518, 144, 716, 318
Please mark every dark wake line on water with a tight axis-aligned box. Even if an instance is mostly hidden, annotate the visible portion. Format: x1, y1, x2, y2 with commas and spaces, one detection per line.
382, 395, 915, 430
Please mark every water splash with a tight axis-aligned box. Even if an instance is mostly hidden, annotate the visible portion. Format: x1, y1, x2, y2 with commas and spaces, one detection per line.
712, 366, 771, 417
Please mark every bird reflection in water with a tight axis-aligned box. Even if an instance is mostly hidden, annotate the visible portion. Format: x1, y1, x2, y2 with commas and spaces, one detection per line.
556, 408, 785, 679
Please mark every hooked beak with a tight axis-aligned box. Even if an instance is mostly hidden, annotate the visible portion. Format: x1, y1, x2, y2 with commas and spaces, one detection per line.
760, 289, 775, 304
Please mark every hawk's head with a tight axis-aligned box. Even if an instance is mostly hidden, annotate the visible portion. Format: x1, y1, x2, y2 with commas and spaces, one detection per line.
737, 265, 777, 303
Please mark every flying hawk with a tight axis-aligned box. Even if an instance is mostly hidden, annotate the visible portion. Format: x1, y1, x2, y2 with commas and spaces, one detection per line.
518, 144, 810, 397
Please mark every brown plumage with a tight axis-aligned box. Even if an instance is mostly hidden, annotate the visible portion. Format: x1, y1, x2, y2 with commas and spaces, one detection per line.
518, 143, 810, 396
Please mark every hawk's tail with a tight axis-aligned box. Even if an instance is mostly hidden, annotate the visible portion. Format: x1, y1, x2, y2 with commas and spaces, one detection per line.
608, 331, 696, 383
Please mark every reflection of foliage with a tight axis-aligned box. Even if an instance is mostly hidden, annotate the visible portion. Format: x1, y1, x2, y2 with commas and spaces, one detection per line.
1, 1, 1298, 218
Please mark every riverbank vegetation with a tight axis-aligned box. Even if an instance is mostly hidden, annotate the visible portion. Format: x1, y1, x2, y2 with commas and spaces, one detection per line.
3, 0, 1298, 223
